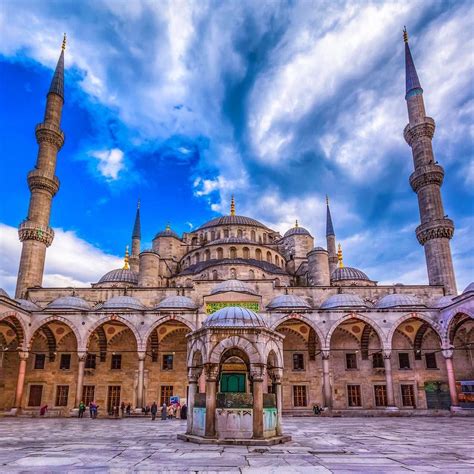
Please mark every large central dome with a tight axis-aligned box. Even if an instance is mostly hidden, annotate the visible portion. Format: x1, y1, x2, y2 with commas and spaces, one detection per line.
198, 215, 270, 230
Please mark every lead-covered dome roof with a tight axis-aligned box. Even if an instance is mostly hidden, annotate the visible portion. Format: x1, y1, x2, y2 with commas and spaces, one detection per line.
101, 295, 145, 310
98, 268, 138, 285
375, 293, 424, 309
284, 225, 311, 238
156, 296, 197, 310
47, 296, 91, 311
331, 267, 370, 281
267, 295, 311, 310
463, 282, 474, 294
430, 295, 454, 309
154, 227, 180, 239
0, 288, 10, 298
16, 299, 41, 311
320, 293, 367, 309
198, 215, 270, 230
203, 306, 267, 328
210, 279, 258, 296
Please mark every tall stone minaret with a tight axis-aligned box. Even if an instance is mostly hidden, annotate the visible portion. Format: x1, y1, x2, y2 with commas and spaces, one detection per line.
15, 35, 67, 298
129, 200, 141, 273
326, 196, 337, 275
403, 28, 457, 295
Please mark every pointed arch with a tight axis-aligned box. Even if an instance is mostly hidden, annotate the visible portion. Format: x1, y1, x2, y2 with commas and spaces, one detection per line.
0, 312, 27, 347
150, 329, 159, 362
387, 312, 442, 348
272, 313, 325, 349
360, 323, 372, 360
94, 326, 107, 362
85, 315, 142, 351
414, 323, 430, 359
187, 337, 207, 366
265, 340, 283, 369
41, 325, 57, 362
448, 313, 473, 345
28, 315, 81, 350
208, 335, 262, 364
143, 314, 195, 348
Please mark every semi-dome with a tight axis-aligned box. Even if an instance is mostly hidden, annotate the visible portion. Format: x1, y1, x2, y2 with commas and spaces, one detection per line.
156, 295, 197, 310
198, 215, 269, 231
267, 294, 311, 310
430, 295, 455, 309
375, 293, 424, 309
331, 267, 370, 282
463, 282, 474, 294
16, 299, 41, 311
284, 222, 311, 238
320, 293, 367, 309
98, 268, 138, 285
210, 279, 258, 296
47, 296, 91, 311
154, 226, 180, 240
102, 295, 145, 311
203, 306, 267, 328
0, 288, 10, 298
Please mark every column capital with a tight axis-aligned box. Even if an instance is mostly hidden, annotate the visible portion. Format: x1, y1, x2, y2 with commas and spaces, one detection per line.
77, 352, 87, 361
442, 348, 454, 359
204, 363, 219, 382
382, 349, 392, 359
18, 351, 29, 361
188, 367, 202, 382
137, 351, 147, 361
322, 350, 330, 360
268, 367, 283, 384
250, 363, 266, 382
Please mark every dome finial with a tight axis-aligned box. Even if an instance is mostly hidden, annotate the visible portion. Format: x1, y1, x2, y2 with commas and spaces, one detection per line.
337, 243, 344, 268
403, 26, 408, 43
166, 222, 171, 231
326, 194, 329, 205
123, 245, 130, 270
230, 195, 236, 216
62, 33, 67, 51
295, 219, 299, 228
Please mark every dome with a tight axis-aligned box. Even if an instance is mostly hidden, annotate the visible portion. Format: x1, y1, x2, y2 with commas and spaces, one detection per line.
375, 294, 424, 309
98, 268, 138, 285
47, 296, 91, 311
210, 279, 258, 296
156, 296, 197, 310
203, 306, 267, 328
102, 296, 145, 311
198, 215, 269, 231
0, 288, 9, 298
16, 299, 41, 311
207, 237, 252, 246
267, 295, 312, 310
320, 293, 367, 309
331, 267, 370, 281
284, 225, 311, 238
463, 282, 474, 294
430, 295, 455, 309
154, 227, 180, 240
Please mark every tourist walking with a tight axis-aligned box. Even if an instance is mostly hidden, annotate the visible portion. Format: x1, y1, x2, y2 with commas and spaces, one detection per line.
181, 403, 187, 420
151, 401, 158, 421
78, 401, 86, 418
161, 403, 167, 420
90, 401, 98, 419
39, 404, 48, 416
126, 403, 131, 416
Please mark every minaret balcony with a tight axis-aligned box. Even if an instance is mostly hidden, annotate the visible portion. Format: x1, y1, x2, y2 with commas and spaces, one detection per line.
409, 164, 444, 192
27, 170, 60, 196
18, 221, 55, 247
415, 218, 454, 246
403, 117, 435, 146
35, 122, 65, 149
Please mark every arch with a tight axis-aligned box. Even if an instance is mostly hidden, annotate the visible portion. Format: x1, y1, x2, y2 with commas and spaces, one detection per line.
187, 337, 208, 366
266, 251, 272, 263
230, 247, 237, 259
28, 315, 81, 350
41, 325, 57, 362
0, 312, 27, 346
208, 335, 262, 365
216, 247, 224, 259
93, 326, 108, 361
211, 231, 216, 241
414, 322, 430, 359
230, 268, 237, 279
243, 247, 250, 259
326, 313, 386, 349
212, 270, 218, 281
387, 312, 442, 348
248, 270, 255, 279
224, 229, 229, 238
150, 329, 159, 362
272, 313, 325, 349
448, 312, 473, 345
274, 255, 279, 266
195, 253, 200, 264
255, 248, 262, 261
204, 249, 211, 261
360, 323, 372, 360
143, 314, 195, 348
251, 230, 256, 241
237, 229, 243, 238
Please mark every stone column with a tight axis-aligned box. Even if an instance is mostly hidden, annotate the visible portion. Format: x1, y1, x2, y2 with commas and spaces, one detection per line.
272, 369, 283, 436
443, 349, 459, 408
75, 352, 86, 407
204, 364, 218, 438
136, 352, 146, 409
14, 351, 29, 408
186, 369, 200, 435
251, 365, 265, 439
322, 351, 332, 408
383, 350, 397, 409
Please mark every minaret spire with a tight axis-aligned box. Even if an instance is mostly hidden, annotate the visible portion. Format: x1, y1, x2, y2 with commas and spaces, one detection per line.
129, 199, 141, 273
230, 195, 236, 216
403, 28, 457, 294
16, 36, 66, 298
325, 195, 337, 275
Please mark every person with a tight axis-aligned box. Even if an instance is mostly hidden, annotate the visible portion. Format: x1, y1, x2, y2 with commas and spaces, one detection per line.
151, 401, 158, 421
181, 403, 187, 420
120, 401, 125, 417
161, 402, 167, 420
78, 401, 86, 418
90, 401, 98, 419
167, 403, 174, 419
312, 404, 322, 415
39, 404, 48, 416
145, 405, 150, 415
175, 403, 181, 419
126, 403, 131, 416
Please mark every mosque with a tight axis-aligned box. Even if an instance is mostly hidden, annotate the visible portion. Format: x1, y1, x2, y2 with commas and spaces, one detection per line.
0, 31, 473, 423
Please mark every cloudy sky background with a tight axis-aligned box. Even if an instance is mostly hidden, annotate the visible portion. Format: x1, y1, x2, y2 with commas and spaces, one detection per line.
0, 0, 473, 295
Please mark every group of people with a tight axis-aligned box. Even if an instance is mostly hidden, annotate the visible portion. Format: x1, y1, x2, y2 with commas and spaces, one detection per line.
120, 402, 133, 417
78, 401, 98, 418
147, 401, 187, 421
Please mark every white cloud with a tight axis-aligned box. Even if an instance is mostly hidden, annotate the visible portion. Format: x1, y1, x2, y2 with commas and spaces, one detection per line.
90, 148, 125, 180
0, 223, 122, 296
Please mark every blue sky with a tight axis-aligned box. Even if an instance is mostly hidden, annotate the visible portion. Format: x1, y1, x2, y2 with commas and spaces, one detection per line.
0, 0, 473, 294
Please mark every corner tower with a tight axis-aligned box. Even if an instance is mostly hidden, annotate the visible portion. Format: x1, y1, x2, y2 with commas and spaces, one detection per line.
15, 35, 67, 298
403, 28, 457, 295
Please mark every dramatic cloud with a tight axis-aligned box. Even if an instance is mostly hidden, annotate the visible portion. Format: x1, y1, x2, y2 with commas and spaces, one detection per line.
90, 148, 125, 181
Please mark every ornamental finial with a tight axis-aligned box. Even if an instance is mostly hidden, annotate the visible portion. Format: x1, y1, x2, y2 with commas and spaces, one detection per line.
326, 194, 329, 205
295, 219, 299, 228
62, 33, 67, 51
403, 26, 408, 43
337, 243, 344, 268
230, 195, 235, 216
123, 245, 130, 270
166, 222, 171, 231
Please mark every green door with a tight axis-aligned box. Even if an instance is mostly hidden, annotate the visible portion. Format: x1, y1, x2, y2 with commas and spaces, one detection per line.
220, 373, 246, 393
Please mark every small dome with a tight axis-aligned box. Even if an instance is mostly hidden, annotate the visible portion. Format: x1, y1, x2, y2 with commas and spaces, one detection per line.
267, 295, 311, 310
0, 288, 10, 298
463, 282, 474, 294
375, 294, 424, 309
211, 279, 258, 296
204, 306, 267, 328
102, 296, 145, 311
284, 225, 311, 238
156, 296, 197, 310
98, 268, 138, 285
332, 267, 370, 281
154, 227, 180, 239
16, 299, 41, 311
320, 293, 366, 309
47, 296, 91, 311
430, 295, 455, 309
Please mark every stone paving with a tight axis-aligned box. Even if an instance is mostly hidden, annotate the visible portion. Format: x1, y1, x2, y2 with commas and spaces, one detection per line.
0, 417, 472, 472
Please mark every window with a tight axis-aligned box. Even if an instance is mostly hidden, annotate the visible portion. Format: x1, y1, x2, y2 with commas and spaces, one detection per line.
82, 386, 95, 406
204, 250, 210, 261
347, 384, 362, 407
111, 354, 122, 370
212, 270, 218, 281
374, 385, 387, 407
217, 248, 223, 259
230, 247, 237, 259
251, 230, 256, 241
372, 352, 384, 369
160, 385, 173, 405
255, 249, 262, 261
266, 251, 272, 263
34, 354, 45, 369
401, 384, 416, 407
243, 247, 250, 259
237, 229, 243, 238
230, 268, 237, 279
398, 352, 411, 369
85, 353, 96, 369
345, 353, 358, 370
268, 384, 275, 394
28, 385, 43, 407
59, 354, 71, 370
162, 354, 174, 370
224, 229, 229, 238
293, 385, 307, 407
248, 270, 255, 279
195, 253, 200, 264
55, 385, 69, 406
425, 352, 438, 369
107, 385, 121, 413
211, 231, 215, 241
292, 353, 305, 371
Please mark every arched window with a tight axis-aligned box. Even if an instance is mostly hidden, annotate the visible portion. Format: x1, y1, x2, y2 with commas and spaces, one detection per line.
191, 237, 198, 246
217, 247, 224, 259
230, 247, 237, 259
224, 229, 229, 238
230, 268, 237, 279
211, 231, 216, 241
195, 253, 200, 264
243, 247, 250, 259
255, 248, 262, 261
274, 278, 281, 286
204, 249, 211, 261
251, 230, 256, 241
275, 255, 279, 266
216, 231, 221, 239
212, 270, 218, 280
237, 229, 243, 238
266, 251, 272, 263
263, 233, 267, 243
249, 270, 255, 279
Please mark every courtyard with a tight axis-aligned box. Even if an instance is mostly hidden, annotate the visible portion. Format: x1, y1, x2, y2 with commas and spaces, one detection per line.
0, 417, 472, 472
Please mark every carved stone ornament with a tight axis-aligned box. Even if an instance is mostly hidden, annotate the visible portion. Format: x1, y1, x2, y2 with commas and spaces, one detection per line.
35, 122, 65, 149
18, 221, 55, 247
409, 164, 444, 193
204, 363, 219, 381
416, 218, 454, 245
403, 117, 435, 146
27, 170, 60, 196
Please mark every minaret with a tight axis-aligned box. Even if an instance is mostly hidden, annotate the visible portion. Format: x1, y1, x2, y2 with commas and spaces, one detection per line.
129, 200, 141, 273
326, 196, 337, 275
403, 28, 457, 295
230, 195, 236, 216
15, 35, 67, 298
